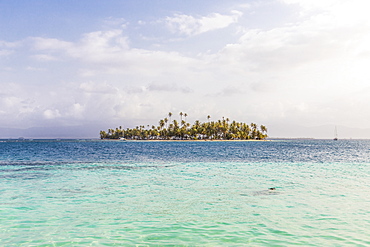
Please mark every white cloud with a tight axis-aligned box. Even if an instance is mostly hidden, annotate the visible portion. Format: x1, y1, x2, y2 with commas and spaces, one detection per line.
0, 40, 21, 48
166, 11, 242, 36
31, 29, 200, 80
32, 30, 129, 63
102, 17, 128, 29
281, 0, 338, 9
281, 0, 370, 26
79, 81, 118, 94
32, 37, 72, 50
0, 49, 13, 56
78, 29, 130, 53
147, 82, 193, 93
26, 66, 45, 71
0, 40, 19, 56
43, 109, 61, 119
32, 54, 59, 61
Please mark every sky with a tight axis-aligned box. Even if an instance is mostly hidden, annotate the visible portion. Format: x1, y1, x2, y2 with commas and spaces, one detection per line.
1, 0, 370, 139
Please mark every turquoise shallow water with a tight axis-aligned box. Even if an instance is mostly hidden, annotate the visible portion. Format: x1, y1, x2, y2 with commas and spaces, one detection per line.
1, 140, 370, 246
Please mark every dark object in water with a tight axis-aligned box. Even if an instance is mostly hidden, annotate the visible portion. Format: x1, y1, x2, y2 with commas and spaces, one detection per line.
252, 187, 280, 196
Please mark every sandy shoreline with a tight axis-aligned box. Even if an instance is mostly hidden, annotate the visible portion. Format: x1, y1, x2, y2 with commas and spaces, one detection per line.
103, 139, 271, 142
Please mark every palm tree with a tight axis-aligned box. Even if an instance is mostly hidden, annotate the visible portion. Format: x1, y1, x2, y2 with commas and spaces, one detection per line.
173, 119, 179, 129
179, 112, 183, 126
260, 125, 268, 139
100, 130, 107, 139
251, 123, 257, 139
159, 119, 165, 130
168, 112, 172, 124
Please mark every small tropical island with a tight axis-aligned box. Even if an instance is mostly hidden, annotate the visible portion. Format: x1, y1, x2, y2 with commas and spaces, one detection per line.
100, 112, 268, 140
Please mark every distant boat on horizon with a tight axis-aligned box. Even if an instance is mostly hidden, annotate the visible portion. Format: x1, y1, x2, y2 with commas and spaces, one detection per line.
334, 126, 338, 141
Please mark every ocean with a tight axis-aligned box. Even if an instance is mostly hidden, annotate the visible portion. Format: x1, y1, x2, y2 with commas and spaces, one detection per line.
1, 139, 369, 246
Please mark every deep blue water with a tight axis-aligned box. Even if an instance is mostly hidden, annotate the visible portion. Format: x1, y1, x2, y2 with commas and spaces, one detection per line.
1, 139, 370, 246
2, 139, 370, 164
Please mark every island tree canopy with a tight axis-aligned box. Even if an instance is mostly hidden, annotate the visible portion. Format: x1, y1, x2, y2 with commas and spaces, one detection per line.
100, 113, 267, 140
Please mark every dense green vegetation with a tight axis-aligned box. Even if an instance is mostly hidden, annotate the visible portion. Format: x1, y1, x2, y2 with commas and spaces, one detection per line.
100, 112, 268, 140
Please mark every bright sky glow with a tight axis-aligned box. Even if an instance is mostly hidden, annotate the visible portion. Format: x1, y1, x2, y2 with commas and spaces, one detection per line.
1, 0, 370, 138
